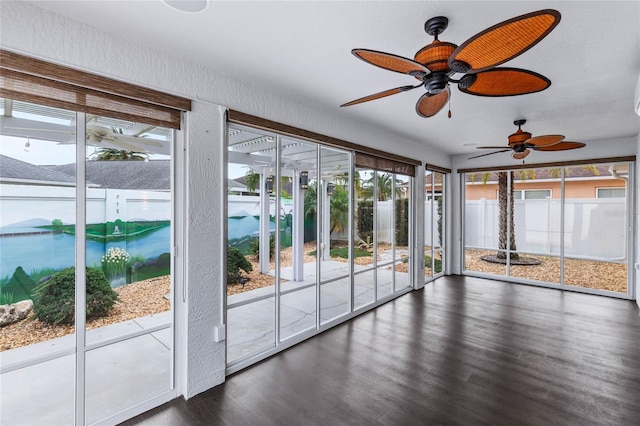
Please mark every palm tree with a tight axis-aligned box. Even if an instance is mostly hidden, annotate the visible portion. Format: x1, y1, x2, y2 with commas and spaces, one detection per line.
497, 171, 518, 260
329, 184, 349, 235
244, 169, 259, 194
303, 181, 317, 216
361, 173, 403, 201
303, 181, 349, 236
90, 148, 148, 161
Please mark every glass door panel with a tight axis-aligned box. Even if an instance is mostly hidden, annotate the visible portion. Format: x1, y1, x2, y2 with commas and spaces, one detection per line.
424, 171, 435, 280
319, 147, 350, 324
84, 115, 173, 422
464, 172, 506, 277
354, 168, 375, 309
376, 171, 394, 298
509, 167, 561, 284
227, 127, 276, 362
0, 99, 77, 425
432, 173, 445, 277
562, 163, 628, 293
394, 174, 411, 290
279, 139, 317, 340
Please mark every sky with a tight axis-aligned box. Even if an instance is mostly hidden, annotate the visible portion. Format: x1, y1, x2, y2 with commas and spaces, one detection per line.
0, 135, 169, 165
1, 133, 248, 180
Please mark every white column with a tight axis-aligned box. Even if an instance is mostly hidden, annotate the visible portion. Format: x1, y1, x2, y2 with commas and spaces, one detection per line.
259, 173, 271, 274
322, 180, 331, 261
292, 170, 305, 281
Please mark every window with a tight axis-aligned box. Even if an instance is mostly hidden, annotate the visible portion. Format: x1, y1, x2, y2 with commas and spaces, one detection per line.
512, 189, 551, 199
0, 99, 177, 425
0, 50, 187, 425
597, 187, 625, 198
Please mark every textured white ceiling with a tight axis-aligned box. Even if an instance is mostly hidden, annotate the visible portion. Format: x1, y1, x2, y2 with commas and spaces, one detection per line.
29, 1, 640, 157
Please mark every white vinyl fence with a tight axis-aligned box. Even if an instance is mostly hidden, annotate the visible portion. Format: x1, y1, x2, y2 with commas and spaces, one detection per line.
464, 198, 627, 260
424, 199, 443, 247
0, 184, 170, 229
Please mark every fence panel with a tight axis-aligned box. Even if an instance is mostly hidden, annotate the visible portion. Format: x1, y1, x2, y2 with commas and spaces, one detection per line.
464, 198, 626, 260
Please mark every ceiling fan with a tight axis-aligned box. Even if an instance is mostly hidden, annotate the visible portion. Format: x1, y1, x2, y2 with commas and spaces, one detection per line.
4, 122, 163, 152
469, 119, 586, 160
83, 124, 163, 152
340, 9, 561, 118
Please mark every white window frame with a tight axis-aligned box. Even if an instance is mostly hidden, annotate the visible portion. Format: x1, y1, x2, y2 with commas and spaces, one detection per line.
596, 187, 626, 198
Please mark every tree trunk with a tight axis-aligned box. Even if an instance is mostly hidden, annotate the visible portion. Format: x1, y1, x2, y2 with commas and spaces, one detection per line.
497, 172, 519, 260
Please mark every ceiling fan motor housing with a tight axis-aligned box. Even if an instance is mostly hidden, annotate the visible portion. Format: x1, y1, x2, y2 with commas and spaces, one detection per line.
508, 128, 532, 147
415, 40, 457, 72
415, 40, 458, 94
424, 73, 449, 93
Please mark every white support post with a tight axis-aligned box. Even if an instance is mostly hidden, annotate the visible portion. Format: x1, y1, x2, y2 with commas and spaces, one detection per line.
322, 180, 331, 261
259, 172, 271, 274
292, 170, 305, 281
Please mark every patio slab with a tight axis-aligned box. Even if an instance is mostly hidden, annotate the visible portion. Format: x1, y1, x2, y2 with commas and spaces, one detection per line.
0, 312, 172, 426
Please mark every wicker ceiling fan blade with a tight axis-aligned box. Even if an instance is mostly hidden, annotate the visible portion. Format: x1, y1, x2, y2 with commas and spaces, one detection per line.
533, 141, 586, 151
449, 9, 561, 73
459, 68, 551, 96
341, 84, 422, 107
476, 145, 514, 149
512, 149, 531, 160
416, 87, 449, 118
526, 134, 564, 146
468, 148, 512, 159
352, 49, 430, 76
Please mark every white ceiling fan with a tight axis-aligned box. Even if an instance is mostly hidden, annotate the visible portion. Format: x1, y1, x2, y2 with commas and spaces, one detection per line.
3, 119, 163, 152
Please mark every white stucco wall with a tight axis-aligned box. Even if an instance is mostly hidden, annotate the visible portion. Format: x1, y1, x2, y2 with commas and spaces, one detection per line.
0, 1, 450, 399
637, 130, 640, 308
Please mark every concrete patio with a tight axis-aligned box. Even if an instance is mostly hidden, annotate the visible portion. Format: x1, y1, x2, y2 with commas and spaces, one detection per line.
1, 259, 410, 425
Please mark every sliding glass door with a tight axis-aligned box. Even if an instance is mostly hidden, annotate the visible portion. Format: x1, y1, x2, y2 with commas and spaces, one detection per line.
462, 162, 632, 298
0, 99, 176, 425
424, 170, 445, 281
226, 124, 414, 371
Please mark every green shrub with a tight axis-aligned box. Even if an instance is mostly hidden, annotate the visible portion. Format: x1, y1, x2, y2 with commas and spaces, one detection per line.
32, 267, 119, 324
247, 235, 275, 260
357, 200, 374, 243
424, 255, 442, 273
309, 246, 371, 259
227, 247, 252, 284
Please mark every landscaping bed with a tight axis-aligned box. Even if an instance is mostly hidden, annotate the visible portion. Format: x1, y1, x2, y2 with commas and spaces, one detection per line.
465, 249, 628, 293
1, 275, 170, 351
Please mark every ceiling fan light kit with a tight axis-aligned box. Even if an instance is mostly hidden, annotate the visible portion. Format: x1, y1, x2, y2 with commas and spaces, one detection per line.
341, 9, 561, 118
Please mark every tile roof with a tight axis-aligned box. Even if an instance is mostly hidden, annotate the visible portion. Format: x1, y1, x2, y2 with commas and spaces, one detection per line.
0, 154, 76, 185
0, 155, 170, 189
49, 160, 170, 190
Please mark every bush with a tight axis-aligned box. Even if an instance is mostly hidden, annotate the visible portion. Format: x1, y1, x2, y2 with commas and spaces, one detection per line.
424, 255, 442, 273
227, 247, 252, 284
247, 235, 275, 260
32, 267, 119, 324
357, 200, 374, 242
309, 246, 371, 259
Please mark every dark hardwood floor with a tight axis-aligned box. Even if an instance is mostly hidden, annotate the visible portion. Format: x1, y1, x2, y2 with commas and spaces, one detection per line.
122, 275, 640, 426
